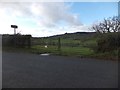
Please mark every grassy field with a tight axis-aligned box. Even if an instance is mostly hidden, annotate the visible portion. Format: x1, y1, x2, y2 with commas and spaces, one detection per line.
3, 44, 118, 61
2, 32, 118, 61
31, 45, 94, 56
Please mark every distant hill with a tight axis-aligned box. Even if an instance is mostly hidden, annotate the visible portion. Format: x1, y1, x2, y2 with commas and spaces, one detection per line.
31, 32, 97, 46
39, 32, 96, 40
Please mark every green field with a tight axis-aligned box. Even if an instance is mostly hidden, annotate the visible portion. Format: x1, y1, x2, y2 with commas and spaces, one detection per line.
2, 32, 118, 60
31, 34, 97, 57
31, 45, 94, 56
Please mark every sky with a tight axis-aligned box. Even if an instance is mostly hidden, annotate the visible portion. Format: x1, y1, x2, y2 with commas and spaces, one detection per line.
0, 1, 118, 37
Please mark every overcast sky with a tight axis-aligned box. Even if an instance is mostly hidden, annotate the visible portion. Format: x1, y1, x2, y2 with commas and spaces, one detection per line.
0, 1, 118, 37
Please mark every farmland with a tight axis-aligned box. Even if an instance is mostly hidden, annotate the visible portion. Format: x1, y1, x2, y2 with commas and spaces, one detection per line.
2, 32, 118, 60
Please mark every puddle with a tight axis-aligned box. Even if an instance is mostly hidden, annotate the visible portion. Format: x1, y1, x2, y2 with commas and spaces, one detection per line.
40, 53, 50, 56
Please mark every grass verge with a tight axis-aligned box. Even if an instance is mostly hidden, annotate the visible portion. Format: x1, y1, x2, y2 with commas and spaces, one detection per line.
2, 45, 118, 61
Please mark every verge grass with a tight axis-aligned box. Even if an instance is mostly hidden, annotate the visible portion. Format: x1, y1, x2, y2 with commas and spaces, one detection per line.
31, 45, 94, 57
2, 45, 118, 61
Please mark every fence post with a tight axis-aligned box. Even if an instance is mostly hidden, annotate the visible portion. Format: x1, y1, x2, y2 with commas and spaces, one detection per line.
58, 37, 61, 54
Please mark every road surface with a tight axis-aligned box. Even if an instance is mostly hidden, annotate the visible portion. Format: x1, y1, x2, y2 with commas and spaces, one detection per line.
2, 52, 118, 88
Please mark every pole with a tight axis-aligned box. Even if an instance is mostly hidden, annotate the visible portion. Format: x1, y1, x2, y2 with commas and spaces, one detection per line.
14, 28, 16, 34
58, 37, 61, 54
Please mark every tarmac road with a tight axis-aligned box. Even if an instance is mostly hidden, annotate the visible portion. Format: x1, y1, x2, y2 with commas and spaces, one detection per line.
2, 52, 118, 88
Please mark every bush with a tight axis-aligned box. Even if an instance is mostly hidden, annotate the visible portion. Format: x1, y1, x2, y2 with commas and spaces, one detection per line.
2, 34, 31, 48
96, 32, 120, 52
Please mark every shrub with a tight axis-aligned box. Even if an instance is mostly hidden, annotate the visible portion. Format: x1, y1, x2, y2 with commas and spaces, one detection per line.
96, 32, 120, 52
2, 34, 31, 48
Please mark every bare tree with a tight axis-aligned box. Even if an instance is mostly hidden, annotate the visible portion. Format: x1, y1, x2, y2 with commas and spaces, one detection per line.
112, 16, 120, 32
99, 22, 106, 33
92, 24, 101, 33
92, 16, 120, 33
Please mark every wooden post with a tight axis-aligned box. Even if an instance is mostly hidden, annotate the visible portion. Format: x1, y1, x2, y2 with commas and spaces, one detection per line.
58, 37, 61, 53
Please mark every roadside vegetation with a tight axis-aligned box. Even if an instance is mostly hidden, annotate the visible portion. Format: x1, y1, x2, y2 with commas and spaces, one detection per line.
2, 16, 119, 61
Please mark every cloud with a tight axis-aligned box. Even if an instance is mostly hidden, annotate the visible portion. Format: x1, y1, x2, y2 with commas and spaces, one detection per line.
30, 2, 82, 27
0, 2, 33, 17
0, 2, 82, 27
0, 2, 90, 37
0, 8, 15, 34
